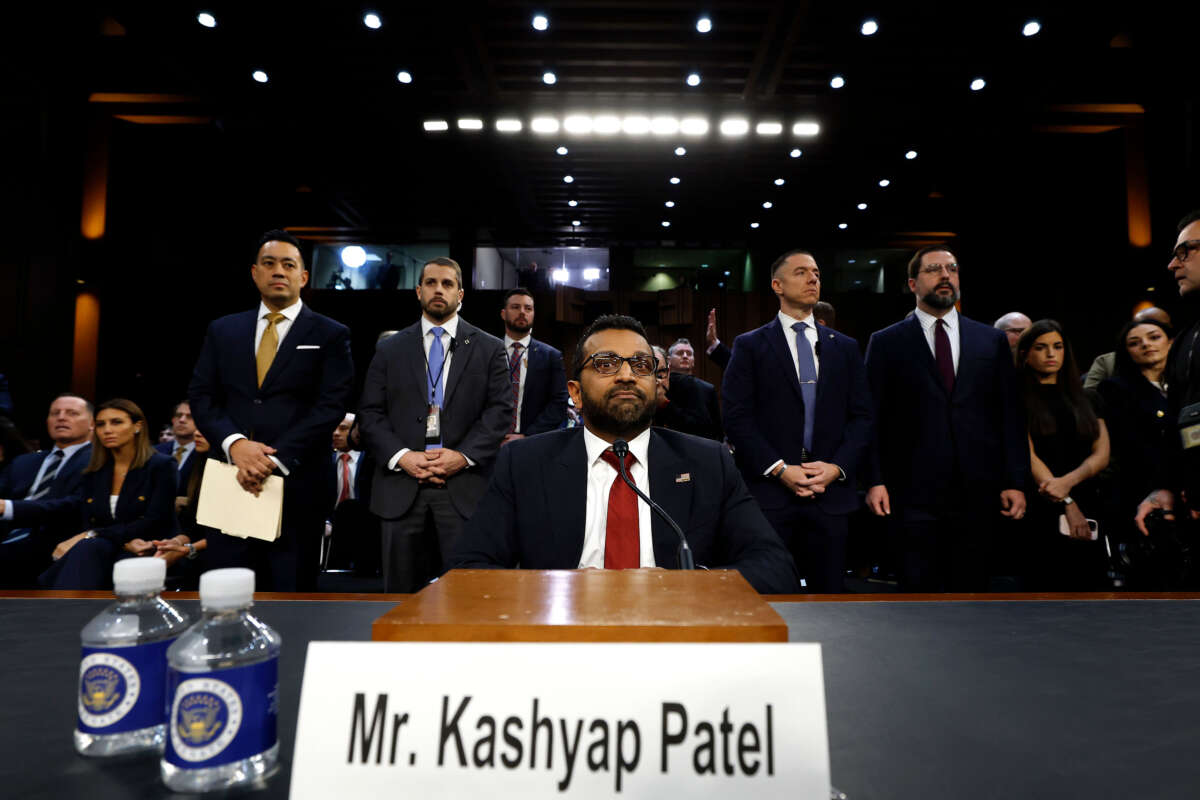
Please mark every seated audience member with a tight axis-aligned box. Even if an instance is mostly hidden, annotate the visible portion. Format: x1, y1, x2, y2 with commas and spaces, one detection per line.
1084, 306, 1172, 390
0, 394, 95, 587
994, 311, 1032, 359
1017, 321, 1110, 590
154, 429, 214, 585
449, 314, 800, 594
328, 413, 379, 575
499, 288, 568, 443
155, 400, 200, 492
654, 344, 723, 442
1096, 319, 1173, 563
36, 399, 177, 590
0, 417, 33, 478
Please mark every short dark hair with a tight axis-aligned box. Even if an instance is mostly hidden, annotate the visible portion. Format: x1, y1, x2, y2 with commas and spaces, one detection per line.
667, 338, 693, 357
769, 249, 814, 278
172, 400, 190, 417
255, 229, 305, 265
502, 287, 533, 306
53, 392, 94, 416
907, 244, 957, 280
420, 257, 463, 289
814, 301, 836, 327
1179, 210, 1200, 233
572, 314, 650, 379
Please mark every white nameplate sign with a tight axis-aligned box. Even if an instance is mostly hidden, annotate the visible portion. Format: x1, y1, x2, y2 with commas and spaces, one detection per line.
291, 641, 830, 799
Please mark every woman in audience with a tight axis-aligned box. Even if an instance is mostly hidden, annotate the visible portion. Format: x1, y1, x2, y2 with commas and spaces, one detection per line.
38, 398, 177, 589
1016, 320, 1110, 590
1096, 318, 1173, 579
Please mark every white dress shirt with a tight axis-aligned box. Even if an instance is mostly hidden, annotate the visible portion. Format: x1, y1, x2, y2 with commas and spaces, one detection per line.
171, 440, 196, 470
389, 314, 474, 470
504, 333, 532, 433
334, 449, 361, 502
762, 309, 820, 477
578, 427, 656, 569
0, 440, 91, 520
913, 306, 961, 374
221, 299, 305, 476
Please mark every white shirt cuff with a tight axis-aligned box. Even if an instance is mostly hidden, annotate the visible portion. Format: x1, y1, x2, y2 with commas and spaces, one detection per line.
389, 449, 411, 471
1, 501, 12, 521
763, 459, 784, 477
706, 340, 721, 354
464, 454, 476, 468
221, 433, 246, 462
268, 455, 290, 477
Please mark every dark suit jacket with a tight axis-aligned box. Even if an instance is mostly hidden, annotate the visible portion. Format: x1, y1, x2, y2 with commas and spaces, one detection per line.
708, 341, 732, 370
359, 317, 513, 518
722, 317, 873, 515
658, 373, 723, 442
517, 338, 568, 434
154, 440, 198, 494
4, 443, 94, 530
448, 427, 800, 593
864, 313, 1028, 509
188, 304, 355, 510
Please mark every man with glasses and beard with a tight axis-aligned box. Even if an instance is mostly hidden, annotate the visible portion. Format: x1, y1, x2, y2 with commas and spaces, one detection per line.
449, 314, 799, 593
864, 245, 1028, 591
359, 257, 512, 592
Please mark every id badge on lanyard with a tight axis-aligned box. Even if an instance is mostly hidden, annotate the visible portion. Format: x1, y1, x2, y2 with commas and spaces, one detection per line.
425, 403, 442, 445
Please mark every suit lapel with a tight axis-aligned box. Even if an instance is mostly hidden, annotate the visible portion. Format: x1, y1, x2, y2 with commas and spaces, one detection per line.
904, 315, 944, 393
56, 444, 92, 490
399, 324, 429, 405
549, 430, 589, 565
238, 310, 260, 391
766, 319, 807, 404
443, 320, 476, 408
647, 432, 693, 568
953, 317, 982, 400
261, 306, 315, 388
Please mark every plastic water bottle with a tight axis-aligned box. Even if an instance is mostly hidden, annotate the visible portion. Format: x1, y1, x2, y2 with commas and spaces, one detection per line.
161, 568, 281, 792
75, 558, 191, 757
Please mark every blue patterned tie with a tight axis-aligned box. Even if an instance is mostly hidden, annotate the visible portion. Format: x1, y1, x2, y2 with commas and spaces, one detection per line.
792, 322, 817, 454
28, 448, 65, 500
426, 327, 446, 449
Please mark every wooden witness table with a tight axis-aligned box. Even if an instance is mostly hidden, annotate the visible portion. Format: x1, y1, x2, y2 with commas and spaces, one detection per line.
372, 568, 789, 642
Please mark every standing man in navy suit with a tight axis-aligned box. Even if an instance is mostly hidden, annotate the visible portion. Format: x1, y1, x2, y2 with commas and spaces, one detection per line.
864, 244, 1028, 591
0, 393, 94, 586
154, 401, 199, 495
722, 251, 873, 592
498, 288, 568, 443
189, 229, 354, 591
358, 257, 512, 592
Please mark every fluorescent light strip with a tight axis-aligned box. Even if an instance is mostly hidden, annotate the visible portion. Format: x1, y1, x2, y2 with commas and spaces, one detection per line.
457, 118, 483, 130
755, 122, 783, 135
423, 120, 449, 132
531, 116, 560, 133
719, 118, 749, 136
792, 121, 821, 137
495, 119, 523, 132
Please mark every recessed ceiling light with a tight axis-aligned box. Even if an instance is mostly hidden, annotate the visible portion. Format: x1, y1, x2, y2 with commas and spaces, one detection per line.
861, 19, 879, 36
696, 16, 712, 33
252, 70, 269, 84
661, 220, 671, 227
686, 72, 701, 87
572, 220, 581, 227
542, 70, 557, 85
680, 117, 709, 135
1022, 20, 1041, 37
568, 200, 578, 207
878, 178, 891, 187
970, 77, 986, 91
830, 75, 845, 89
622, 115, 651, 135
423, 120, 449, 131
496, 119, 522, 132
857, 202, 868, 210
340, 246, 367, 268
556, 146, 568, 155
762, 202, 773, 209
905, 150, 918, 160
790, 148, 802, 158
665, 201, 675, 208
718, 281, 725, 287
564, 115, 593, 134
363, 12, 382, 29
675, 146, 687, 156
869, 259, 878, 264
457, 118, 483, 130
774, 178, 785, 186
532, 14, 549, 31
669, 176, 681, 185
792, 121, 820, 137
197, 12, 216, 27
750, 222, 760, 229
651, 116, 680, 135
563, 175, 574, 183
719, 118, 749, 136
756, 122, 783, 136
531, 117, 560, 133
396, 70, 413, 84
593, 115, 621, 134
838, 223, 848, 229
848, 259, 857, 264
584, 268, 601, 280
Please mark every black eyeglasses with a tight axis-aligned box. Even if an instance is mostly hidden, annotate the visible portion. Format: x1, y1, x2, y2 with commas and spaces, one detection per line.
580, 352, 657, 377
919, 262, 959, 276
1171, 240, 1200, 264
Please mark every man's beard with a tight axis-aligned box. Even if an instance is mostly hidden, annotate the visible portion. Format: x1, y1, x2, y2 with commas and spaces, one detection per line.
422, 296, 460, 321
580, 385, 655, 439
506, 319, 532, 335
921, 283, 959, 310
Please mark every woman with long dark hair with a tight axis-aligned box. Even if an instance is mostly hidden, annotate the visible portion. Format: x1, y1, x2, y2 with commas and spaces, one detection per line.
37, 398, 177, 589
1016, 320, 1110, 590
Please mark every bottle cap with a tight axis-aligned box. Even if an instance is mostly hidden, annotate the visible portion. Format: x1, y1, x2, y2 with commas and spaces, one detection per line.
112, 558, 166, 594
199, 568, 256, 610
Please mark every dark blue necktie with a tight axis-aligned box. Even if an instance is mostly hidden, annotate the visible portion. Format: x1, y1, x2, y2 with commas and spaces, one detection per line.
792, 322, 817, 454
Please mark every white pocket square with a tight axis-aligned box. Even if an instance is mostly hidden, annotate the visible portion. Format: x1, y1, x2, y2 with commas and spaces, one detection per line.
295, 345, 321, 350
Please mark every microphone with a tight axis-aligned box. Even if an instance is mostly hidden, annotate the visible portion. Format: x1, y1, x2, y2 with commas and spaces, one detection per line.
612, 439, 695, 570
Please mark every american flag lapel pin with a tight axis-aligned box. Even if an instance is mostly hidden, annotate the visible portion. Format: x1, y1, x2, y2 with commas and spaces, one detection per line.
675, 473, 691, 483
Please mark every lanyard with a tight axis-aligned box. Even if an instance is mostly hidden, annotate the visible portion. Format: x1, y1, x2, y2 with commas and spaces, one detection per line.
424, 332, 450, 403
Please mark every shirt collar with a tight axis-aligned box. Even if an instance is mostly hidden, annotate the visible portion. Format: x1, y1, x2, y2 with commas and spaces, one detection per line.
914, 305, 958, 332
258, 298, 303, 321
777, 309, 816, 331
422, 314, 460, 339
174, 440, 195, 454
583, 425, 651, 469
336, 449, 361, 463
53, 441, 90, 460
505, 333, 532, 350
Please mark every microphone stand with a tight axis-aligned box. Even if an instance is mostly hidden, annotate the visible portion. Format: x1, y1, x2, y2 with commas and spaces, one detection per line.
612, 439, 695, 570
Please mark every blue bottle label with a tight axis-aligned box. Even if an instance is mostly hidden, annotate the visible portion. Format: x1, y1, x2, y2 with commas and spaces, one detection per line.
77, 637, 176, 735
164, 658, 278, 769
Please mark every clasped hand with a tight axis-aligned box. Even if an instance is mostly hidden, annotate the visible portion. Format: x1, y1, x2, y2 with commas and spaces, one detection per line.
779, 462, 839, 498
399, 448, 468, 485
230, 439, 277, 495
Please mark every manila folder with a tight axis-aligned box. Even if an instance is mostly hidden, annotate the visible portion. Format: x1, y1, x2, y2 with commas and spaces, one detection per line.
196, 458, 283, 541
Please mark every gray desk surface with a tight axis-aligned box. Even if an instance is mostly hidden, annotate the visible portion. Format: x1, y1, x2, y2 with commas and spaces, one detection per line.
1, 596, 1197, 799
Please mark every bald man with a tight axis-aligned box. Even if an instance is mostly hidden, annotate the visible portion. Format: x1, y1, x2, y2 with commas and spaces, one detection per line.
1084, 306, 1174, 390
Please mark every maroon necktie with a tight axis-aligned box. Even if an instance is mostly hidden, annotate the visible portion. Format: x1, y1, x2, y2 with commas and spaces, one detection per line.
337, 453, 352, 505
600, 449, 639, 569
935, 318, 955, 395
507, 343, 523, 434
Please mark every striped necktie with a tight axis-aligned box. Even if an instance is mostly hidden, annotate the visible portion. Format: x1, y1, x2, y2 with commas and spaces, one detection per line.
28, 449, 66, 500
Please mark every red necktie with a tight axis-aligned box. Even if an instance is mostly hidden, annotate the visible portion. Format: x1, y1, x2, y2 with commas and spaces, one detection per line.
935, 318, 955, 395
600, 449, 640, 569
337, 453, 352, 505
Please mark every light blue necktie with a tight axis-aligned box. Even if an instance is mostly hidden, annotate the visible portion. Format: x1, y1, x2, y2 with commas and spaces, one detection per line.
792, 322, 817, 454
426, 327, 446, 449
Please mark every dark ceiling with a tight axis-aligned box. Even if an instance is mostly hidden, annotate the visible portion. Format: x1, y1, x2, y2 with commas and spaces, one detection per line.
38, 2, 1200, 250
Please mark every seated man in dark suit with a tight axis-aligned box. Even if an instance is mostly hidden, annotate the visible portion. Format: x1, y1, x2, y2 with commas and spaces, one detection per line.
154, 400, 200, 496
327, 412, 379, 575
498, 288, 568, 444
0, 394, 94, 587
651, 347, 723, 442
449, 314, 799, 594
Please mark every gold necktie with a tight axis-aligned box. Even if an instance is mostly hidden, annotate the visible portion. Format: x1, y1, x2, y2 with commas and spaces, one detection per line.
173, 446, 185, 465
256, 312, 286, 387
